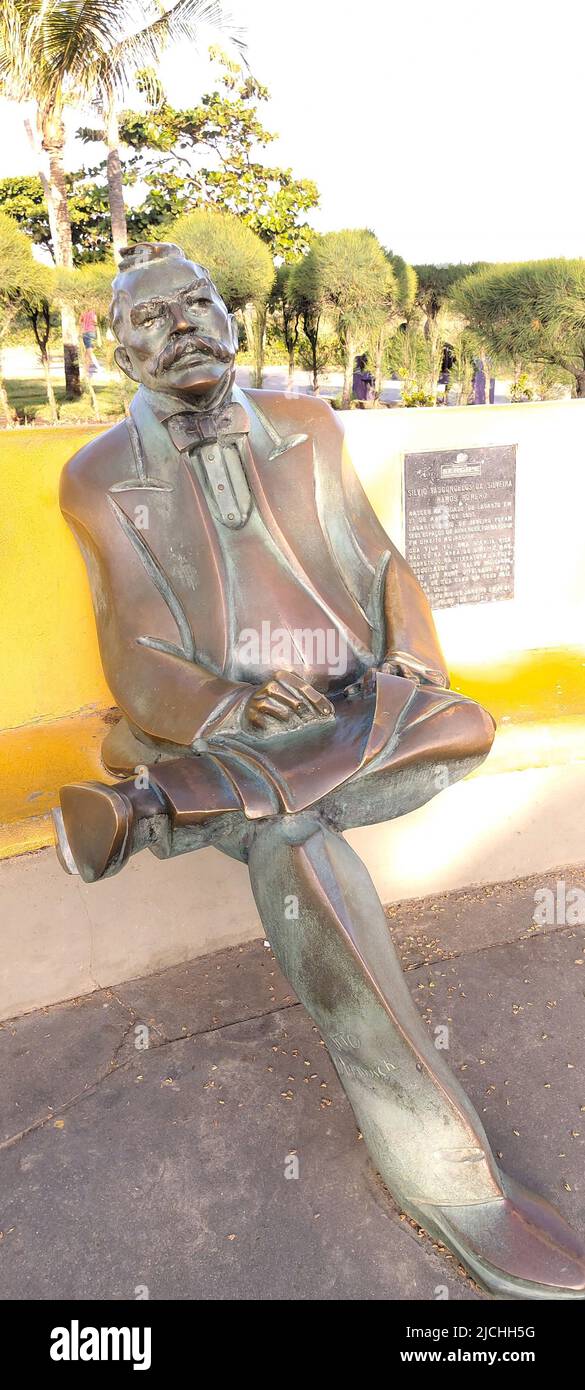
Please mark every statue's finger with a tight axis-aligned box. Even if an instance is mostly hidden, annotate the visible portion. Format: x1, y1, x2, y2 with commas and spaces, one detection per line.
255, 697, 291, 722
266, 682, 304, 711
278, 673, 331, 716
246, 708, 266, 729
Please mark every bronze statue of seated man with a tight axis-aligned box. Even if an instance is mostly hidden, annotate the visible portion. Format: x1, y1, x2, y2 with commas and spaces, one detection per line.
54, 242, 585, 1299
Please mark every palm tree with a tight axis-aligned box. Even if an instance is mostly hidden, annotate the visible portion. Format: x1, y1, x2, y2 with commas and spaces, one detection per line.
298, 230, 396, 407
42, 2, 242, 260
372, 252, 416, 399
0, 1, 82, 393
452, 260, 585, 398
0, 3, 241, 394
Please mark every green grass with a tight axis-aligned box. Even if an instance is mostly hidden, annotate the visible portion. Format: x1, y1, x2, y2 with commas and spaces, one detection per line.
4, 376, 134, 425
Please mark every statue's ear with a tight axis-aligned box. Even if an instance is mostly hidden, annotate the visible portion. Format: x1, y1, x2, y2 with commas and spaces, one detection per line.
228, 313, 239, 354
114, 345, 139, 382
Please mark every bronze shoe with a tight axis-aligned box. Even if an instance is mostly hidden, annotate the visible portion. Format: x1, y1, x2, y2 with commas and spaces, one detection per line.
407, 1172, 585, 1299
54, 780, 169, 883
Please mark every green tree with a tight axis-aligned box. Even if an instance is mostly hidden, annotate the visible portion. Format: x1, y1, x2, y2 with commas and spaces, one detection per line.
412, 262, 489, 403
167, 207, 275, 387
0, 168, 173, 265
0, 211, 52, 424
371, 250, 417, 398
0, 3, 233, 396
413, 262, 486, 318
56, 260, 117, 417
47, 4, 237, 260
451, 259, 585, 397
290, 251, 323, 394
117, 51, 319, 259
0, 0, 82, 393
0, 175, 53, 257
296, 230, 396, 406
270, 263, 301, 385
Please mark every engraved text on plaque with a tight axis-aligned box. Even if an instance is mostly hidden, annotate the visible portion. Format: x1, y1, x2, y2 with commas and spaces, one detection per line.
404, 445, 516, 609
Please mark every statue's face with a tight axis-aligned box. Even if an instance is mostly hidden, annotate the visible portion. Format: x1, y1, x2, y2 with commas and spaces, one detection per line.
112, 256, 238, 400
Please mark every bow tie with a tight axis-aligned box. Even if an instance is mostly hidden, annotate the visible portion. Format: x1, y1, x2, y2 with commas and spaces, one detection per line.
165, 400, 250, 453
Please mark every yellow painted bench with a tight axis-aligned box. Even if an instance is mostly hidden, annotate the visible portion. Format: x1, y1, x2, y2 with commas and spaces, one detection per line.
1, 426, 584, 863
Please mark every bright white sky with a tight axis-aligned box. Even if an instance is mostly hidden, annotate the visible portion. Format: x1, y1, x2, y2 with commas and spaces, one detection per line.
1, 0, 584, 264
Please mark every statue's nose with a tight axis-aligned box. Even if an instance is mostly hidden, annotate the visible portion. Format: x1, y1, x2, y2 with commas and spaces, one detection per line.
170, 302, 190, 331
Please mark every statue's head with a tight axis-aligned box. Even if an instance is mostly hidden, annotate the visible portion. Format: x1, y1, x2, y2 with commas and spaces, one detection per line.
110, 242, 238, 402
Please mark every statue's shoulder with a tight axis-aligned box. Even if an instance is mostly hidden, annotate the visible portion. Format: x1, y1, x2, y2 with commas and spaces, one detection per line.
60, 418, 133, 515
242, 387, 337, 433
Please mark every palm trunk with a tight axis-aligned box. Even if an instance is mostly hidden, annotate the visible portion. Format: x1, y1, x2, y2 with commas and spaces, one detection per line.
24, 112, 59, 256
41, 105, 81, 398
301, 310, 321, 394
575, 369, 585, 398
243, 303, 266, 389
342, 336, 355, 408
105, 101, 128, 261
41, 350, 59, 424
374, 326, 385, 400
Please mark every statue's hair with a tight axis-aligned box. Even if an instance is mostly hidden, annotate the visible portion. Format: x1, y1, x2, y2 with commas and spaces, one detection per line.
116, 241, 187, 273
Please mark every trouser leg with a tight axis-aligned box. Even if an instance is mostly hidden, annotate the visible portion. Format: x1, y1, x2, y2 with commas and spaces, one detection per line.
247, 812, 502, 1209
56, 764, 585, 1292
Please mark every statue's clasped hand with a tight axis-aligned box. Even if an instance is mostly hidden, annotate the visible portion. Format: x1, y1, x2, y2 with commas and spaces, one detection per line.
244, 670, 335, 733
345, 657, 449, 702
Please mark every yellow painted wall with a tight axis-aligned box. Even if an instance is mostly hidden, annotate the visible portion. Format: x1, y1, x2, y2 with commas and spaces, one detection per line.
0, 427, 112, 731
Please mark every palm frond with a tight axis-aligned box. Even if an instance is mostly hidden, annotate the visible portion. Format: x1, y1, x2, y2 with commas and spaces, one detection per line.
41, 0, 245, 102
0, 0, 48, 100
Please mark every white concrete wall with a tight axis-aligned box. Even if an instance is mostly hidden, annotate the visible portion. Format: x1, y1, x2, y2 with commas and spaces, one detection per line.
343, 399, 585, 664
2, 759, 584, 1021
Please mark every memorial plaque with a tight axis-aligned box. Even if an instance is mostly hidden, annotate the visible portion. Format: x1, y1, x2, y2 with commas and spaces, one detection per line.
404, 445, 516, 609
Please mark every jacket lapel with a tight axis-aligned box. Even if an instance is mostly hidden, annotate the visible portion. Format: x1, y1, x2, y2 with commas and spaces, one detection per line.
108, 390, 229, 672
237, 387, 374, 659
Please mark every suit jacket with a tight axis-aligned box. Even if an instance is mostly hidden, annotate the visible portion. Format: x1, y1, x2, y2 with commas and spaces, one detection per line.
61, 386, 450, 798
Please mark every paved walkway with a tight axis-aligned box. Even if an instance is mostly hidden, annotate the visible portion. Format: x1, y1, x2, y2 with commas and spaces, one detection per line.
1, 864, 584, 1300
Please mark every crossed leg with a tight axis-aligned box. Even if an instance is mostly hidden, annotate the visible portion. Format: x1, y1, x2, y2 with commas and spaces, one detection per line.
247, 809, 585, 1298
55, 745, 585, 1298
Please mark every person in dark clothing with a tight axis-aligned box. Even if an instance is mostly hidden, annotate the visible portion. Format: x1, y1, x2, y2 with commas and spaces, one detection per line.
352, 353, 374, 402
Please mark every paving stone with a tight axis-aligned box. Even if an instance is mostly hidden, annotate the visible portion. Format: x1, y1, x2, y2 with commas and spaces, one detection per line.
116, 938, 295, 1041
0, 1006, 477, 1301
1, 870, 583, 1301
410, 924, 585, 1230
0, 991, 132, 1145
387, 864, 585, 970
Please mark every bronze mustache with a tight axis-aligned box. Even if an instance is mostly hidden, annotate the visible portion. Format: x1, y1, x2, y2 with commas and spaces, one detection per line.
157, 332, 233, 373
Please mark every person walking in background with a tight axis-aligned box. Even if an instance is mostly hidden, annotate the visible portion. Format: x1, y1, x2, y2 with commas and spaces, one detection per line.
80, 308, 99, 374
